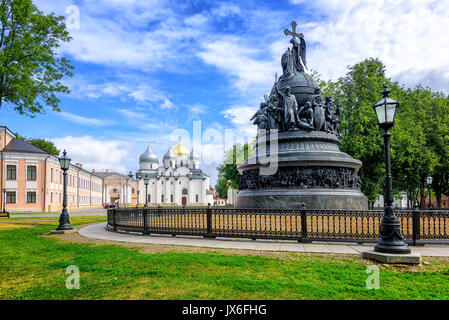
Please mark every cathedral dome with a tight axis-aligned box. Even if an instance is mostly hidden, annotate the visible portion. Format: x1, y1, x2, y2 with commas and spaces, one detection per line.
172, 138, 189, 155
139, 144, 158, 164
163, 146, 176, 160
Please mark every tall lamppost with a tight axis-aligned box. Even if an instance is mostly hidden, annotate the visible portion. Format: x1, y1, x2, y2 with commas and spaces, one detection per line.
144, 177, 149, 207
372, 87, 410, 254
426, 174, 433, 209
2, 188, 7, 213
127, 171, 133, 207
56, 150, 73, 231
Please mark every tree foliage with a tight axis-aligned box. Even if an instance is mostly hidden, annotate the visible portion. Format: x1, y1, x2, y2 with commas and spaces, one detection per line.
0, 0, 73, 116
215, 143, 253, 198
320, 58, 449, 208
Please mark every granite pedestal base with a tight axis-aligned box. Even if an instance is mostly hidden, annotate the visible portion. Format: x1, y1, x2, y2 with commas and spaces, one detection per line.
362, 250, 422, 264
236, 188, 368, 210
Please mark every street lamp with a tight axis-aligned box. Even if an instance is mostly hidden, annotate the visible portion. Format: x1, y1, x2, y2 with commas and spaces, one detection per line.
2, 188, 7, 213
372, 87, 410, 254
144, 177, 149, 207
127, 171, 133, 207
426, 174, 433, 209
56, 150, 72, 230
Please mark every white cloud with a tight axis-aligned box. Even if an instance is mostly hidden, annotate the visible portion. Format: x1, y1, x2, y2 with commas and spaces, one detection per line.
67, 76, 176, 109
221, 105, 257, 141
51, 136, 131, 172
197, 36, 280, 94
290, 0, 449, 92
57, 111, 112, 127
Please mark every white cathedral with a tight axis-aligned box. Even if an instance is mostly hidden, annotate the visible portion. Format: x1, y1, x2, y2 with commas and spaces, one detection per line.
136, 139, 213, 206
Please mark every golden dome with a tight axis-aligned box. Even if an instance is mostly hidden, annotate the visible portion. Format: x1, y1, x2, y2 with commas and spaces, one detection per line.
172, 137, 189, 155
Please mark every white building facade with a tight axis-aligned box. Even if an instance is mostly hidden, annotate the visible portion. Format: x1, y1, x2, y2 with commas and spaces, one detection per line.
136, 139, 213, 206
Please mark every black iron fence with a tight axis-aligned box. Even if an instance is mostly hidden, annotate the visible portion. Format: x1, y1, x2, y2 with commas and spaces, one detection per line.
106, 206, 449, 245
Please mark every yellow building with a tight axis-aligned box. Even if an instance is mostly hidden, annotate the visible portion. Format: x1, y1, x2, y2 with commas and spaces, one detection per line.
1, 126, 104, 212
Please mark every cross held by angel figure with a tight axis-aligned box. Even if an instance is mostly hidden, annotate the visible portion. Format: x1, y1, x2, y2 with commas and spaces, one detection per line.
284, 21, 307, 73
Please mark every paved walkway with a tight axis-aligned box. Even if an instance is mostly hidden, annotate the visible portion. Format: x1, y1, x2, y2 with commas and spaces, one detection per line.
79, 223, 449, 257
10, 208, 106, 218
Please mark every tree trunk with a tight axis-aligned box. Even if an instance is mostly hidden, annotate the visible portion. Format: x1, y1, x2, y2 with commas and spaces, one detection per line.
419, 185, 426, 209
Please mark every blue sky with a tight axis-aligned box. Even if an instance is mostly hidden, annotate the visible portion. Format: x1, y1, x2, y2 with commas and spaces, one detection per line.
2, 0, 449, 186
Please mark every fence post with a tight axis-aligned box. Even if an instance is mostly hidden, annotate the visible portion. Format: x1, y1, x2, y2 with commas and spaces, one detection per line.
300, 203, 310, 243
204, 204, 215, 238
412, 204, 420, 246
143, 208, 148, 234
113, 208, 117, 231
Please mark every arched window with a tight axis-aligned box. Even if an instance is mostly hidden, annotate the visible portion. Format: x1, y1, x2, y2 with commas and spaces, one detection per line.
182, 189, 188, 195
161, 194, 164, 202
170, 194, 173, 202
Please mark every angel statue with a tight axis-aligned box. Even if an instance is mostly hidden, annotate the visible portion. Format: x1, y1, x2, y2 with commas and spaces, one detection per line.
284, 21, 307, 73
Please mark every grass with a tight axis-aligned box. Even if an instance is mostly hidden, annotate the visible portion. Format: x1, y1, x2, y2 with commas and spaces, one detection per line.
0, 220, 448, 300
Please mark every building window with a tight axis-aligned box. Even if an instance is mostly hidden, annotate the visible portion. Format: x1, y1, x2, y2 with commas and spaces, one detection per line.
170, 194, 173, 202
6, 165, 16, 180
171, 181, 173, 185
27, 166, 37, 180
6, 191, 16, 203
161, 194, 164, 202
179, 181, 181, 185
27, 192, 37, 203
51, 168, 54, 182
182, 189, 188, 195
131, 188, 135, 194
113, 189, 118, 193
196, 194, 199, 203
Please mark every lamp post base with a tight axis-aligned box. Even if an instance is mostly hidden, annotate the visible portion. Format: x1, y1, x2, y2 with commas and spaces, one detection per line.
374, 243, 411, 254
376, 211, 411, 254
50, 229, 78, 235
56, 209, 73, 231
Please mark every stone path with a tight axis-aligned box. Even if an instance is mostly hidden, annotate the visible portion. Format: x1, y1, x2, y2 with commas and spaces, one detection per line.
79, 222, 449, 257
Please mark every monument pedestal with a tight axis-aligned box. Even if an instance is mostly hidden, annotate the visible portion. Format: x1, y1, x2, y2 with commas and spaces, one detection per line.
236, 130, 368, 210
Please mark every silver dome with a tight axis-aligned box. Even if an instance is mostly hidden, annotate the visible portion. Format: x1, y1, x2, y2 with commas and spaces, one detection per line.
163, 146, 176, 160
139, 144, 158, 163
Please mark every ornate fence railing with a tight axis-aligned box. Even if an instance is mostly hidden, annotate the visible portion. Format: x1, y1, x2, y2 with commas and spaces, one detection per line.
106, 206, 449, 245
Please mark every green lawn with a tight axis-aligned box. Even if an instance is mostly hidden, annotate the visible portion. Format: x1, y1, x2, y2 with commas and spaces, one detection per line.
0, 220, 448, 300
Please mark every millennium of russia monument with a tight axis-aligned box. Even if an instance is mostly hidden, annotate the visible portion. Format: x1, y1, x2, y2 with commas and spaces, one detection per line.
236, 21, 368, 210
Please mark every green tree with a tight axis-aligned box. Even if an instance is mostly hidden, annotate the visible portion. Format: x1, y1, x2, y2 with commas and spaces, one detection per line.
320, 58, 449, 208
215, 143, 253, 198
320, 58, 391, 207
0, 0, 73, 116
14, 133, 59, 155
